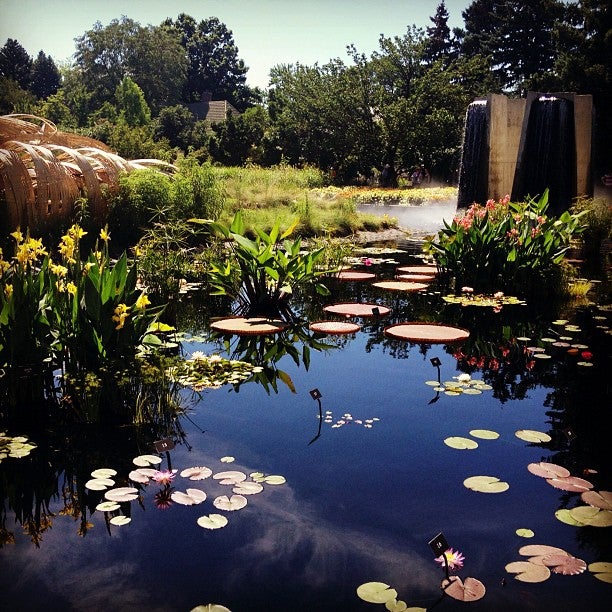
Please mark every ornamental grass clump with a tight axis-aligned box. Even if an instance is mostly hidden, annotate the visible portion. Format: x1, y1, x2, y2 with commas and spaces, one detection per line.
425, 190, 586, 297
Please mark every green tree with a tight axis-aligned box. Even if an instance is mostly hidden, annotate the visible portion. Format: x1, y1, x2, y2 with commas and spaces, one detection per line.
0, 38, 32, 89
461, 0, 566, 94
115, 76, 151, 126
424, 1, 459, 65
37, 89, 76, 128
153, 104, 196, 150
29, 51, 61, 99
0, 76, 36, 114
163, 14, 254, 110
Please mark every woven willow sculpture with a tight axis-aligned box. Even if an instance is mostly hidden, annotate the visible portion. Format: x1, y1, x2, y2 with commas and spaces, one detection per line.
0, 114, 174, 232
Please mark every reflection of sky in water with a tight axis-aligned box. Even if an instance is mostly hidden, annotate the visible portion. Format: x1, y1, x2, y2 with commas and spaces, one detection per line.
1, 331, 611, 610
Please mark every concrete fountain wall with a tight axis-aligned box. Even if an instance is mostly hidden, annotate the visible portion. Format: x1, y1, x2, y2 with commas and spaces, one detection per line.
457, 92, 593, 214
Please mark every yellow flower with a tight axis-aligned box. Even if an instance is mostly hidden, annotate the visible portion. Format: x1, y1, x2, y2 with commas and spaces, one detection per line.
66, 282, 77, 296
83, 262, 94, 275
135, 293, 151, 310
49, 262, 68, 277
14, 237, 47, 268
112, 303, 130, 330
10, 229, 23, 244
68, 224, 87, 240
4, 284, 13, 299
100, 227, 110, 242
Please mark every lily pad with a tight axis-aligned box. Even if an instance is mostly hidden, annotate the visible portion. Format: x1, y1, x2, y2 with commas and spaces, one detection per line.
213, 494, 248, 511
128, 470, 150, 484
555, 508, 588, 526
213, 471, 247, 485
233, 481, 264, 495
469, 429, 499, 440
171, 489, 207, 505
197, 514, 229, 530
190, 605, 232, 612
356, 582, 398, 604
588, 562, 612, 584
105, 487, 139, 502
441, 576, 486, 601
515, 430, 552, 443
109, 515, 131, 526
569, 506, 612, 527
85, 478, 115, 491
546, 476, 593, 493
516, 528, 535, 538
181, 466, 213, 480
96, 501, 120, 512
505, 561, 551, 583
581, 490, 612, 510
220, 456, 235, 463
262, 475, 286, 485
463, 475, 509, 493
543, 554, 587, 575
527, 462, 571, 479
133, 454, 162, 466
518, 544, 570, 558
444, 436, 479, 450
91, 468, 117, 479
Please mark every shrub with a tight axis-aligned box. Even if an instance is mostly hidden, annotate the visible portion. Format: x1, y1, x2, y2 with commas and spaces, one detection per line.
425, 190, 586, 296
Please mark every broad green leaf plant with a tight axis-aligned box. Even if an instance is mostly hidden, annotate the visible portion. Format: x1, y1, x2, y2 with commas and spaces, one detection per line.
193, 211, 330, 320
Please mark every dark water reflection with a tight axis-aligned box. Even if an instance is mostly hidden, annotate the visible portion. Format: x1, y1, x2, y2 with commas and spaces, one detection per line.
1, 262, 611, 611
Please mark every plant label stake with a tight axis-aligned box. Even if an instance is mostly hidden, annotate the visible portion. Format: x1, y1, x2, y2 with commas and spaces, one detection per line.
153, 437, 175, 453
429, 532, 451, 580
308, 388, 323, 445
430, 357, 442, 383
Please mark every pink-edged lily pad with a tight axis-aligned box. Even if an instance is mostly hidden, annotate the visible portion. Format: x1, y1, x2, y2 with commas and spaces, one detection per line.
210, 317, 287, 336
505, 561, 551, 582
335, 270, 376, 281
373, 280, 429, 292
581, 490, 612, 510
527, 462, 571, 479
323, 303, 391, 318
441, 576, 486, 601
384, 322, 470, 344
543, 554, 587, 575
309, 321, 361, 335
519, 544, 570, 559
213, 470, 247, 485
546, 476, 593, 492
180, 466, 213, 480
396, 265, 438, 275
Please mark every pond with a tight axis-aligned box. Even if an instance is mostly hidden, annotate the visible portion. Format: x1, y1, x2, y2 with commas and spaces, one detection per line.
1, 244, 611, 612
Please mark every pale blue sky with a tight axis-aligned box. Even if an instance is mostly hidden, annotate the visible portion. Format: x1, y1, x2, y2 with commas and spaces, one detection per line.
0, 0, 469, 88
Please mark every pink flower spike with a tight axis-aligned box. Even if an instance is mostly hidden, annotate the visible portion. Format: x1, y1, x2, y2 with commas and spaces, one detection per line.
435, 548, 465, 571
151, 469, 177, 485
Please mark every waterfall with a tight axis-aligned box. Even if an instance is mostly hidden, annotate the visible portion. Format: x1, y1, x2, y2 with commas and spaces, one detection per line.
457, 100, 489, 209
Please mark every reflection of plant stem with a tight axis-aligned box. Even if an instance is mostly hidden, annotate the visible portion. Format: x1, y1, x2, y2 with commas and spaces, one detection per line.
308, 397, 323, 445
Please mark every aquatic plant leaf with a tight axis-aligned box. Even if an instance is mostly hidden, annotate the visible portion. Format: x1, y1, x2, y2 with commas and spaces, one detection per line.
262, 475, 286, 485
463, 475, 509, 493
444, 436, 478, 450
515, 430, 551, 443
518, 544, 569, 558
85, 478, 114, 491
91, 468, 117, 479
527, 462, 570, 479
588, 562, 612, 583
356, 582, 398, 604
469, 429, 499, 439
96, 501, 120, 512
385, 599, 410, 611
181, 466, 213, 480
569, 506, 612, 527
533, 353, 551, 359
197, 514, 228, 530
581, 490, 612, 510
133, 454, 162, 466
441, 576, 486, 601
190, 605, 232, 612
109, 515, 131, 526
233, 481, 264, 495
213, 494, 247, 511
250, 472, 265, 482
128, 470, 150, 484
543, 554, 587, 575
171, 489, 207, 506
213, 471, 247, 485
444, 390, 461, 396
516, 528, 535, 538
555, 509, 587, 526
546, 476, 593, 492
220, 456, 235, 463
105, 487, 139, 502
505, 561, 551, 582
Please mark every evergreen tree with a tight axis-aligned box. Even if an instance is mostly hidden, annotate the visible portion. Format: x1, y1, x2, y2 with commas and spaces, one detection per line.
424, 1, 457, 65
0, 38, 32, 89
30, 51, 61, 99
115, 76, 151, 126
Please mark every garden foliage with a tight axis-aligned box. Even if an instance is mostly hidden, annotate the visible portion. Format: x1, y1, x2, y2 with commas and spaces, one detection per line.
425, 190, 586, 295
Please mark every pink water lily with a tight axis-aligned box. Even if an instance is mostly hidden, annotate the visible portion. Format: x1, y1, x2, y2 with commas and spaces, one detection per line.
435, 548, 465, 571
151, 469, 177, 485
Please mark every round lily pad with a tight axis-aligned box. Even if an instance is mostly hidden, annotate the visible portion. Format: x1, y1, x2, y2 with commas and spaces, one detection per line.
396, 265, 438, 275
109, 515, 131, 526
233, 481, 264, 495
85, 478, 114, 491
128, 470, 150, 484
441, 576, 486, 601
91, 468, 117, 479
323, 303, 391, 318
469, 429, 499, 440
96, 501, 120, 512
588, 562, 612, 584
373, 281, 429, 292
516, 528, 535, 538
213, 494, 248, 511
555, 508, 587, 526
384, 323, 470, 344
581, 490, 612, 510
133, 454, 162, 466
356, 582, 398, 604
213, 471, 247, 485
309, 321, 361, 335
396, 273, 435, 282
463, 475, 509, 493
527, 462, 570, 479
569, 506, 612, 527
262, 475, 286, 485
543, 554, 587, 575
180, 466, 213, 480
105, 487, 139, 502
210, 317, 287, 336
336, 270, 376, 281
515, 430, 552, 443
197, 514, 228, 530
546, 476, 593, 493
444, 436, 478, 450
505, 561, 551, 583
519, 544, 570, 559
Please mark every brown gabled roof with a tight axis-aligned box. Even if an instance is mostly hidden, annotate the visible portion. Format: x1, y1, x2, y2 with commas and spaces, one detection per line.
187, 100, 240, 123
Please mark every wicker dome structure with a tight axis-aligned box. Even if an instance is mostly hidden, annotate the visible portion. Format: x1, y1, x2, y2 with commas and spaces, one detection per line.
0, 114, 175, 233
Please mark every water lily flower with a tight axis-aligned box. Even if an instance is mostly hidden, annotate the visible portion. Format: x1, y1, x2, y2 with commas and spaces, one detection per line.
151, 469, 177, 485
456, 373, 471, 383
435, 548, 465, 571
461, 286, 474, 294
494, 291, 504, 299
581, 350, 593, 360
153, 486, 173, 510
